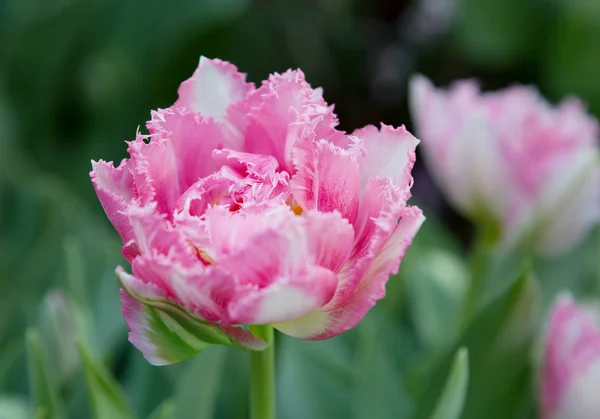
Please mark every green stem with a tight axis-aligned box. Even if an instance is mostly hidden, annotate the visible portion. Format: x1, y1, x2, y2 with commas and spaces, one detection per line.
461, 222, 500, 328
249, 325, 275, 419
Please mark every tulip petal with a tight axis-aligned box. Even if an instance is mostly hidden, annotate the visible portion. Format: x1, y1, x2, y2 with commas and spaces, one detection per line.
242, 70, 340, 172
228, 265, 337, 325
291, 138, 361, 223
175, 56, 254, 123
218, 211, 345, 324
275, 206, 424, 339
131, 114, 230, 214
532, 152, 600, 255
303, 210, 354, 274
352, 124, 419, 191
541, 294, 600, 419
90, 159, 135, 243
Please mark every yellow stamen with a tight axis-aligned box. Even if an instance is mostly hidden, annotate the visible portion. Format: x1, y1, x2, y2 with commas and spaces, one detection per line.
291, 203, 304, 216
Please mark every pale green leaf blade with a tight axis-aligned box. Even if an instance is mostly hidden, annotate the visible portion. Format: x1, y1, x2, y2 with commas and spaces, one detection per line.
431, 348, 469, 419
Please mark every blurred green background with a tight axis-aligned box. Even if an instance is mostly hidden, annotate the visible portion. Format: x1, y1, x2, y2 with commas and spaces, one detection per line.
1, 0, 598, 418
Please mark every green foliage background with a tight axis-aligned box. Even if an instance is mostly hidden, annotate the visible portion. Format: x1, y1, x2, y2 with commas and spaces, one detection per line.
0, 0, 598, 418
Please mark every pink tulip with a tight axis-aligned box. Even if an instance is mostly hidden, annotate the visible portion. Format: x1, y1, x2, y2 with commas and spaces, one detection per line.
91, 57, 424, 365
410, 76, 599, 255
541, 294, 600, 419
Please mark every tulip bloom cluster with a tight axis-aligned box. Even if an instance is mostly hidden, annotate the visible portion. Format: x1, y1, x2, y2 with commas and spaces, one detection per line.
541, 295, 600, 419
410, 77, 600, 255
91, 57, 424, 365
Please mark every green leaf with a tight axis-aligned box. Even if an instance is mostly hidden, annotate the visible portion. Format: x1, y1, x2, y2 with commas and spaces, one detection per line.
542, 0, 600, 116
0, 394, 31, 419
77, 341, 134, 419
431, 348, 469, 419
26, 329, 65, 419
146, 400, 175, 419
415, 265, 540, 419
277, 334, 354, 419
352, 313, 414, 419
406, 248, 468, 349
174, 345, 227, 419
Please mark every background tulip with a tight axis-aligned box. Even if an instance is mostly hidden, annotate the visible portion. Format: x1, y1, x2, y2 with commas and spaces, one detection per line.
410, 76, 599, 256
541, 294, 600, 419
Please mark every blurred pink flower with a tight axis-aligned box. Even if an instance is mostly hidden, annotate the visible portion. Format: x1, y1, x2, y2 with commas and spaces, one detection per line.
410, 76, 599, 255
541, 294, 600, 419
91, 57, 424, 365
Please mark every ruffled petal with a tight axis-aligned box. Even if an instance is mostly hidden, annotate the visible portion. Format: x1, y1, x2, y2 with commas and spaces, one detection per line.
351, 124, 418, 191
228, 265, 337, 325
127, 132, 180, 214
208, 209, 344, 324
303, 210, 354, 274
290, 138, 361, 223
241, 70, 340, 172
212, 148, 281, 178
203, 205, 293, 263
175, 56, 254, 123
132, 110, 231, 214
126, 204, 189, 259
274, 206, 424, 339
90, 159, 136, 242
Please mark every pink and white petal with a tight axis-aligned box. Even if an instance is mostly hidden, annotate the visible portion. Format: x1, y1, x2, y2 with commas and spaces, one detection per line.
90, 159, 135, 242
332, 178, 408, 308
212, 148, 280, 179
128, 133, 180, 214
275, 206, 424, 339
117, 265, 171, 302
218, 208, 353, 289
242, 69, 340, 172
228, 265, 337, 325
119, 262, 223, 323
291, 138, 361, 223
461, 110, 512, 218
204, 205, 295, 263
217, 216, 306, 287
212, 150, 292, 208
144, 109, 231, 207
352, 177, 409, 263
552, 359, 600, 419
175, 56, 254, 122
541, 294, 600, 419
317, 206, 423, 335
126, 204, 186, 257
174, 166, 245, 221
532, 152, 600, 255
409, 76, 490, 215
409, 75, 480, 156
302, 210, 354, 273
352, 124, 419, 191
